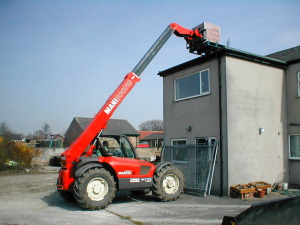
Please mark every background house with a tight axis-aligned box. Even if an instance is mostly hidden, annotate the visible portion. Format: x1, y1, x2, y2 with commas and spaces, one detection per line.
158, 43, 300, 196
138, 131, 164, 149
64, 117, 139, 147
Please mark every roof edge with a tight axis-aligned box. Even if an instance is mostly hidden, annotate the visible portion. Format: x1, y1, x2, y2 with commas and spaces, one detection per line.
158, 42, 287, 77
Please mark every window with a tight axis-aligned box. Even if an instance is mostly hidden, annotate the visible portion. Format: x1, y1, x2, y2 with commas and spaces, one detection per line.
120, 136, 135, 158
289, 135, 300, 159
171, 139, 187, 162
175, 69, 210, 101
195, 137, 216, 160
95, 136, 136, 158
297, 72, 300, 96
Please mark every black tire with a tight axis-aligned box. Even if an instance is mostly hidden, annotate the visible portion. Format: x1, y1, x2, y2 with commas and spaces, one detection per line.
152, 165, 185, 201
57, 178, 76, 202
73, 168, 116, 210
58, 189, 76, 202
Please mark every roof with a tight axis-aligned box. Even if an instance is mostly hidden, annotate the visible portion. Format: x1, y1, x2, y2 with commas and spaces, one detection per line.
141, 132, 164, 140
138, 130, 163, 140
74, 117, 91, 130
74, 117, 139, 136
158, 42, 287, 77
267, 45, 300, 64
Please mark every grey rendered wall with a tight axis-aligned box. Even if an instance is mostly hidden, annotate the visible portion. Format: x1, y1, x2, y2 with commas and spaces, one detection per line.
225, 56, 288, 189
163, 59, 220, 144
163, 58, 222, 195
286, 62, 300, 185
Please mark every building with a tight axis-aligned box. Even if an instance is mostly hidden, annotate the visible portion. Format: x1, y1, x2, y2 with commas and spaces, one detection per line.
267, 46, 300, 187
158, 43, 300, 196
64, 117, 140, 147
138, 131, 164, 149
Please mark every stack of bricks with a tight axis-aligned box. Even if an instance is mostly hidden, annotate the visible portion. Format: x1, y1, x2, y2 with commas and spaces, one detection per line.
230, 184, 256, 199
193, 22, 220, 43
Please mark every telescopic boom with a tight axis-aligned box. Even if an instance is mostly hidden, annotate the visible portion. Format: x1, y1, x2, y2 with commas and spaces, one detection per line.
62, 23, 203, 162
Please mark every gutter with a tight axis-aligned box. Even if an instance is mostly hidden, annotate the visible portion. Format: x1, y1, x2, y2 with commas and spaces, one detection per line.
204, 42, 287, 69
158, 42, 287, 77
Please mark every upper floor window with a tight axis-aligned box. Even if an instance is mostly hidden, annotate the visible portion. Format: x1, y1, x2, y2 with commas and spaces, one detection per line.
175, 69, 210, 101
297, 72, 300, 97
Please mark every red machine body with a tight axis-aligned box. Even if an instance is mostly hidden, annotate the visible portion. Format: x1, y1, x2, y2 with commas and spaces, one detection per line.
57, 23, 204, 210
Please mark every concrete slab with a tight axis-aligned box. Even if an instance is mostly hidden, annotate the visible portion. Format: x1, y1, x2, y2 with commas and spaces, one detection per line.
0, 172, 296, 225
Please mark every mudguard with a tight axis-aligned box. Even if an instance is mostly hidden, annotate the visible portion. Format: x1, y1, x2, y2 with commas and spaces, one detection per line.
74, 163, 103, 178
155, 161, 174, 173
73, 156, 103, 178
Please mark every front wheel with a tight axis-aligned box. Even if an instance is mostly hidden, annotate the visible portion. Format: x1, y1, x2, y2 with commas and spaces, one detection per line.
73, 168, 116, 210
152, 165, 185, 201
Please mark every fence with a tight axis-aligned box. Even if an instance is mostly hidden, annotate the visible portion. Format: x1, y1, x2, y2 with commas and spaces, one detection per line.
162, 142, 218, 196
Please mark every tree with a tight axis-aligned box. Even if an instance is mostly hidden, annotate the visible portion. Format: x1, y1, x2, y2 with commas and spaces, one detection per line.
42, 123, 51, 138
0, 140, 35, 171
138, 119, 163, 131
0, 122, 22, 141
0, 122, 10, 135
34, 130, 44, 139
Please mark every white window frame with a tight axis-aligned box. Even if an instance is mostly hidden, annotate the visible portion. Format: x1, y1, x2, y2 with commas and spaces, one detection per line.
174, 69, 210, 101
171, 139, 187, 163
289, 134, 300, 160
195, 137, 216, 161
297, 72, 300, 97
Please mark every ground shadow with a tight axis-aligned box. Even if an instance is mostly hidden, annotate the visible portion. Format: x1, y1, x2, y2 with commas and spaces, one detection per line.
42, 191, 82, 211
42, 190, 158, 211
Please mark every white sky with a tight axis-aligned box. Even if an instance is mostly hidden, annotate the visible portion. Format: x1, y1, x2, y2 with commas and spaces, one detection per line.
0, 0, 299, 135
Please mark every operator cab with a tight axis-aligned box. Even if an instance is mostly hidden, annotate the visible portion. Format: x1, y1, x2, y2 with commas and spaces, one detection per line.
92, 134, 136, 159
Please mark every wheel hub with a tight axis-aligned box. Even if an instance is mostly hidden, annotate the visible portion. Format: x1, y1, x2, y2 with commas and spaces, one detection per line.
87, 178, 108, 201
93, 183, 101, 194
163, 174, 179, 194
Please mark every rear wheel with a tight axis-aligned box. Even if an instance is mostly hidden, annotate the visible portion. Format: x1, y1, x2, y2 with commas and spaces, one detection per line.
57, 178, 76, 202
58, 189, 76, 202
73, 168, 116, 210
152, 165, 184, 201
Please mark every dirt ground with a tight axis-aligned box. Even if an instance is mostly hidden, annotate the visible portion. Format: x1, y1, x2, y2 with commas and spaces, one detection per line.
0, 167, 297, 225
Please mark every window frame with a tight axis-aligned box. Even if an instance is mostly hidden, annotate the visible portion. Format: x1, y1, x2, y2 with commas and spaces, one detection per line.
171, 139, 187, 163
195, 137, 217, 161
174, 69, 210, 101
288, 134, 300, 160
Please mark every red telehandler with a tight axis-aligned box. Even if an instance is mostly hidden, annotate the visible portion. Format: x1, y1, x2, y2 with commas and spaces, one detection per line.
57, 23, 204, 210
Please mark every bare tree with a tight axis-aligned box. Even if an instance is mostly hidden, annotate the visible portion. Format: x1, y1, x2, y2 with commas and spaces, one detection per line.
42, 123, 51, 138
0, 122, 23, 141
34, 130, 45, 139
138, 119, 163, 131
0, 122, 10, 134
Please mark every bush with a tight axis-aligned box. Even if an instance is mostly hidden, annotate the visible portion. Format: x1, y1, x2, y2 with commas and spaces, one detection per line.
0, 138, 35, 171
